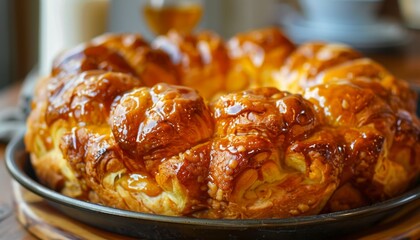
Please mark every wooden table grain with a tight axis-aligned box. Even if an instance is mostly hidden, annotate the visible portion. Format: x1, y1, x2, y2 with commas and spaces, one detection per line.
0, 29, 420, 240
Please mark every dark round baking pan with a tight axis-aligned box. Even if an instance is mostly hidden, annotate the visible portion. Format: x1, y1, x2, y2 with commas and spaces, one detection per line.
6, 130, 420, 240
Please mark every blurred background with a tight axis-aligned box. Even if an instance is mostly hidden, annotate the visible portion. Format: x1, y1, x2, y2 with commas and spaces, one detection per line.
0, 0, 419, 89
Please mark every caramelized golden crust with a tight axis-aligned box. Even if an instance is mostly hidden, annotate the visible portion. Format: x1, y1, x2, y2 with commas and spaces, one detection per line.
211, 87, 320, 142
226, 28, 295, 91
205, 129, 343, 219
153, 30, 230, 99
205, 88, 342, 218
111, 83, 214, 162
94, 34, 180, 87
25, 28, 420, 219
53, 44, 138, 77
53, 34, 179, 87
211, 88, 289, 139
275, 42, 362, 93
317, 58, 417, 113
303, 80, 395, 129
46, 71, 143, 125
92, 33, 150, 53
156, 142, 211, 207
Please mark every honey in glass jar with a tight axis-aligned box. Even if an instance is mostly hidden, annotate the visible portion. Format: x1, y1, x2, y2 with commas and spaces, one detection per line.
143, 0, 203, 35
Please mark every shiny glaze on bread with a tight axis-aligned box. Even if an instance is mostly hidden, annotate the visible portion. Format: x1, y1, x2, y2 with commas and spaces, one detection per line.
25, 28, 420, 219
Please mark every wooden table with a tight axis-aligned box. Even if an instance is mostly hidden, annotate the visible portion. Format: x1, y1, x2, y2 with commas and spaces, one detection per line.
0, 29, 420, 240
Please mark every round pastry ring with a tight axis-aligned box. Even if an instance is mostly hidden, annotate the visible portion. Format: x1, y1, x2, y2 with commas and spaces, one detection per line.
6, 129, 420, 240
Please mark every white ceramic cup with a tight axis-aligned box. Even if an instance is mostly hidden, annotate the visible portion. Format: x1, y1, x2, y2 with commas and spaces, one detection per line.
39, 0, 110, 76
399, 0, 420, 29
298, 0, 384, 27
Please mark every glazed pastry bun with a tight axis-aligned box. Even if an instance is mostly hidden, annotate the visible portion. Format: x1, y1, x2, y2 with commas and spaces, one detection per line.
25, 27, 420, 219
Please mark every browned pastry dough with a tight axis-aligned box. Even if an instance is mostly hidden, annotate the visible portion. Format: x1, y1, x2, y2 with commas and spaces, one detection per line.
25, 27, 420, 219
226, 28, 295, 91
274, 42, 362, 93
205, 88, 340, 218
153, 30, 230, 99
53, 34, 179, 87
111, 83, 214, 161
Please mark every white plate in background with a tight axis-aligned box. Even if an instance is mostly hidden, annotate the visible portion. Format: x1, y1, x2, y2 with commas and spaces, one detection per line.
280, 15, 409, 50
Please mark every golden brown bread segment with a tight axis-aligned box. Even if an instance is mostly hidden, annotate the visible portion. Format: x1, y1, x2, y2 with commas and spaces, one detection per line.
25, 27, 420, 219
153, 30, 230, 99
